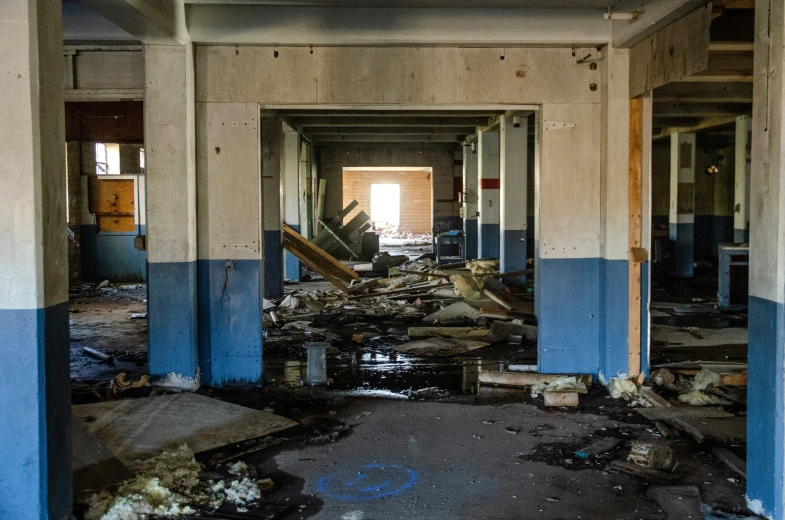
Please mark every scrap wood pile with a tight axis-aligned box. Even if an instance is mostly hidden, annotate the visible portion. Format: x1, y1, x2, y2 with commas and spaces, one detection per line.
264, 240, 538, 357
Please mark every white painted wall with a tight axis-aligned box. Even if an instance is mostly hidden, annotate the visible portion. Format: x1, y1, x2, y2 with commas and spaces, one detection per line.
478, 130, 500, 228
283, 131, 301, 226
463, 145, 479, 222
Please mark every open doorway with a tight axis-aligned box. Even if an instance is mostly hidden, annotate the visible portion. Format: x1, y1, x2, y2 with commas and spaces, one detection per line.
370, 183, 401, 230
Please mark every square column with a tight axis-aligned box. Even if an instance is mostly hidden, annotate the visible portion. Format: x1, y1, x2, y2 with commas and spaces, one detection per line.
499, 114, 528, 283
262, 117, 284, 298
734, 115, 751, 243
746, 0, 785, 516
283, 131, 302, 281
0, 0, 72, 516
145, 44, 200, 389
462, 144, 479, 260
196, 103, 263, 387
669, 132, 696, 278
477, 130, 500, 259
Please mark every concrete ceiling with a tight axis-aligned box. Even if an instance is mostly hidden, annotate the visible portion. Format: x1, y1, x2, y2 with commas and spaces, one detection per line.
181, 0, 620, 7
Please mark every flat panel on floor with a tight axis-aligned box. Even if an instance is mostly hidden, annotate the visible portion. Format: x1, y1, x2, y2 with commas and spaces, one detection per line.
73, 393, 297, 465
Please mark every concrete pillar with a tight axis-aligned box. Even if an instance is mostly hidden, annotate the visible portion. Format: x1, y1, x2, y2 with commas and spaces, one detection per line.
734, 116, 751, 243
669, 131, 696, 278
283, 131, 301, 281
746, 0, 785, 516
463, 143, 479, 260
477, 130, 500, 259
145, 44, 200, 389
262, 117, 284, 298
196, 102, 263, 387
0, 0, 72, 516
66, 141, 82, 281
499, 114, 528, 283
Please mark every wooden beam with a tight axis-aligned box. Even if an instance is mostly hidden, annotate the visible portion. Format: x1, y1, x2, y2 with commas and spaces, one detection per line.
282, 224, 358, 281
654, 82, 752, 103
653, 115, 738, 139
653, 102, 751, 117
628, 96, 643, 377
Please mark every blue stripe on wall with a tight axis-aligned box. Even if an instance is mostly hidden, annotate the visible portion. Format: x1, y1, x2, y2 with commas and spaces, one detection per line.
501, 229, 527, 286
434, 215, 463, 234
284, 224, 301, 282
464, 219, 478, 260
538, 257, 600, 374
0, 302, 71, 518
672, 222, 694, 278
695, 215, 733, 260
198, 259, 263, 387
264, 230, 283, 299
148, 261, 199, 382
640, 261, 650, 376
81, 224, 147, 282
479, 223, 500, 259
711, 216, 733, 257
747, 295, 785, 520
534, 238, 540, 320
599, 259, 628, 379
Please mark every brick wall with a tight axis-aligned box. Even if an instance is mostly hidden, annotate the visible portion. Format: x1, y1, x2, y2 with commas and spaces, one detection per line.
342, 169, 432, 233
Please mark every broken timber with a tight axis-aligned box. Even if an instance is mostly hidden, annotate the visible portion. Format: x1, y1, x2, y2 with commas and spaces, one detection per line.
479, 371, 592, 388
282, 224, 358, 293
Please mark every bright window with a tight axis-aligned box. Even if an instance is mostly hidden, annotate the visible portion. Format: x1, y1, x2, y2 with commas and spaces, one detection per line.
95, 143, 121, 175
370, 184, 401, 230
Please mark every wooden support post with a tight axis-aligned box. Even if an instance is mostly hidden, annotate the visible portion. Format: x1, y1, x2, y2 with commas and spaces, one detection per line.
629, 96, 643, 377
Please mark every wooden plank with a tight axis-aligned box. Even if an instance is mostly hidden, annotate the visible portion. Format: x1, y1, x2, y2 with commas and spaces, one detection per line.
634, 407, 733, 421
629, 96, 643, 378
282, 223, 358, 282
712, 447, 746, 479
282, 239, 350, 294
478, 371, 592, 388
640, 386, 671, 408
610, 460, 679, 483
479, 308, 533, 320
407, 326, 490, 338
316, 179, 327, 229
89, 177, 135, 215
347, 278, 381, 294
720, 372, 748, 386
629, 5, 712, 97
97, 215, 135, 232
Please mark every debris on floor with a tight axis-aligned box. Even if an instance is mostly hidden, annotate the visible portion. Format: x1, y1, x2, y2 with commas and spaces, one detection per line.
84, 444, 273, 519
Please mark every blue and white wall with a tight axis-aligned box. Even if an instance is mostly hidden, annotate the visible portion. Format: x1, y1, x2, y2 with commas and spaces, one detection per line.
0, 0, 72, 516
477, 129, 500, 259
196, 102, 264, 387
283, 130, 302, 281
669, 132, 696, 277
746, 1, 785, 516
499, 114, 528, 284
463, 144, 479, 260
145, 44, 201, 390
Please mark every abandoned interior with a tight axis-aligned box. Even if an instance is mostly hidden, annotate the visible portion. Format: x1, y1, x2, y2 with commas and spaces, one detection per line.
3, 0, 783, 519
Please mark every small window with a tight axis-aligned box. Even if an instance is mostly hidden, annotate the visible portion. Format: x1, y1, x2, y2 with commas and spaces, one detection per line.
139, 147, 145, 170
95, 143, 121, 175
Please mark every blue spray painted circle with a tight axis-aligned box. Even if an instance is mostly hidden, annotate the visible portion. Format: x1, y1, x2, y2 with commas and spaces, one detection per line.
316, 464, 418, 500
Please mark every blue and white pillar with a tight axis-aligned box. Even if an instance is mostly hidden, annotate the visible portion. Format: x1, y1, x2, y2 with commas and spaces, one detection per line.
197, 102, 263, 387
145, 44, 201, 389
463, 142, 479, 260
733, 115, 751, 244
499, 114, 528, 283
0, 0, 72, 516
283, 130, 302, 281
746, 1, 785, 515
669, 132, 696, 278
262, 117, 284, 298
477, 130, 500, 259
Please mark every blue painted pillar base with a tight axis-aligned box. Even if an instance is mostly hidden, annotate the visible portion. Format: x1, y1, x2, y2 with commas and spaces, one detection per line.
671, 222, 695, 278
148, 261, 199, 383
479, 223, 500, 259
538, 258, 600, 374
0, 303, 72, 518
501, 229, 527, 286
198, 259, 263, 387
264, 230, 284, 298
464, 219, 478, 260
284, 224, 301, 282
599, 259, 629, 380
746, 295, 785, 519
640, 261, 650, 376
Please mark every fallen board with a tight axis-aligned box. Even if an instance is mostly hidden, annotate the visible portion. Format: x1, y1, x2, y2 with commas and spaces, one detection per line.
479, 371, 592, 387
395, 337, 489, 357
72, 410, 134, 496
633, 406, 733, 421
73, 393, 297, 465
672, 417, 746, 443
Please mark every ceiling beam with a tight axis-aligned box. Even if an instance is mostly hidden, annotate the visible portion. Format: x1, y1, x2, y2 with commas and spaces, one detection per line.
653, 102, 751, 117
611, 0, 707, 48
286, 116, 491, 127
79, 0, 189, 44
279, 110, 502, 118
310, 134, 463, 144
654, 82, 752, 103
306, 126, 477, 135
653, 116, 738, 139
